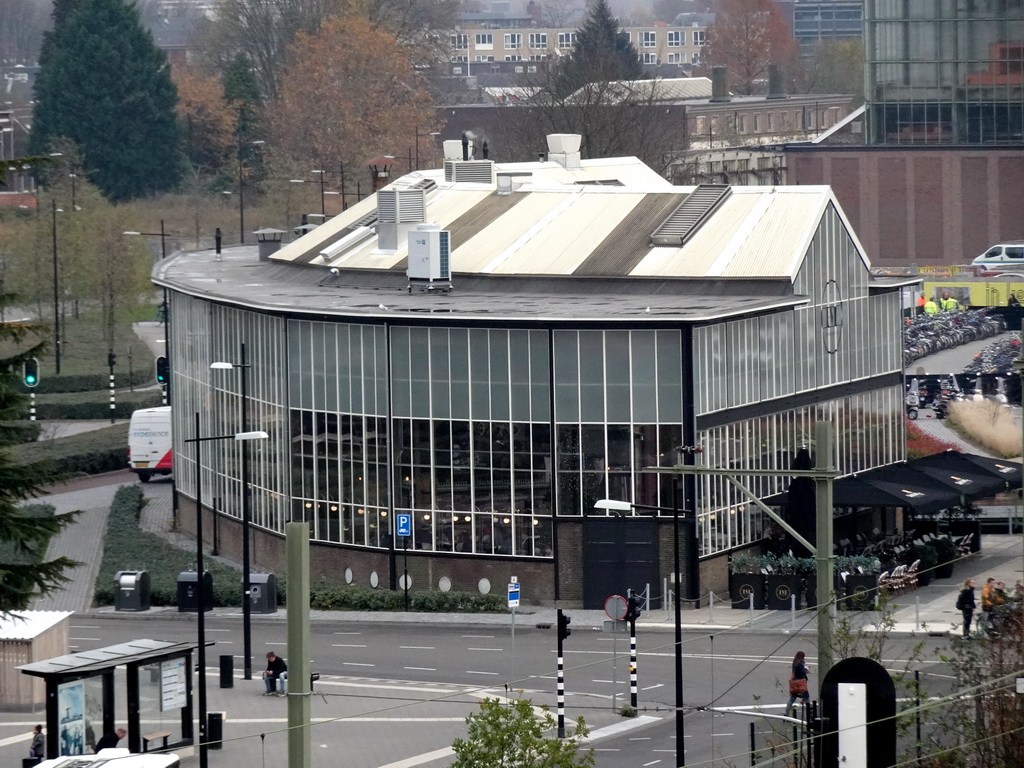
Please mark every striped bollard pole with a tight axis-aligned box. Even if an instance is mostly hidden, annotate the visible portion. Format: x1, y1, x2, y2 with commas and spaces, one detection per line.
109, 372, 116, 423
162, 384, 168, 406
629, 621, 638, 709
556, 648, 565, 738
29, 391, 36, 421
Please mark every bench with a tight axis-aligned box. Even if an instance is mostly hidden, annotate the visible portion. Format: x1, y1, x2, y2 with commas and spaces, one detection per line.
142, 731, 172, 752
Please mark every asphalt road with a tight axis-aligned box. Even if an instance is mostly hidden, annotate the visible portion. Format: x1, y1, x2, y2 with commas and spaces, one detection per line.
43, 613, 955, 768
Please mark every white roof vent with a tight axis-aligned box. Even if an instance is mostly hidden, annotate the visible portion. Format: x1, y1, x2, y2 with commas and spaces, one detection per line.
377, 189, 426, 251
496, 172, 531, 195
444, 160, 495, 185
443, 139, 473, 160
546, 133, 582, 170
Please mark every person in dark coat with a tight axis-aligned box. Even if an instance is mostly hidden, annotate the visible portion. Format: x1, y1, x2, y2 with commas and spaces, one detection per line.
785, 651, 810, 716
29, 724, 45, 762
95, 728, 126, 752
957, 578, 977, 638
264, 651, 288, 695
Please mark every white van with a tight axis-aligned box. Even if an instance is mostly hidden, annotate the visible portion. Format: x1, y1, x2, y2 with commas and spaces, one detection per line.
128, 406, 172, 482
971, 242, 1024, 272
38, 749, 179, 768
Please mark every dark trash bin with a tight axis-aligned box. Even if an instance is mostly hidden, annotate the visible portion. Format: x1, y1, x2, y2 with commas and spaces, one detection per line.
114, 570, 151, 611
177, 571, 213, 612
248, 573, 277, 614
207, 712, 224, 750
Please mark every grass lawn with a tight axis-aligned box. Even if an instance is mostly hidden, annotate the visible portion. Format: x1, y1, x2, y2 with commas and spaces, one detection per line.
34, 304, 159, 379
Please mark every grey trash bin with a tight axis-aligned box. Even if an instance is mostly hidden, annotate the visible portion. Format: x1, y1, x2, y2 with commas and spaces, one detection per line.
177, 571, 213, 612
114, 570, 151, 611
248, 573, 277, 614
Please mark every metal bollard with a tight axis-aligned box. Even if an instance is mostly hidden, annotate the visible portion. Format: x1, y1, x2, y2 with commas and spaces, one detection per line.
748, 592, 755, 626
219, 654, 234, 688
791, 593, 797, 630
709, 590, 715, 624
207, 712, 224, 749
914, 595, 920, 631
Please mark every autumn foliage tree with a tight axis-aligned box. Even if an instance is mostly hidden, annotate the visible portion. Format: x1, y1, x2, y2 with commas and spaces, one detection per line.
702, 0, 798, 95
271, 13, 439, 177
174, 67, 237, 180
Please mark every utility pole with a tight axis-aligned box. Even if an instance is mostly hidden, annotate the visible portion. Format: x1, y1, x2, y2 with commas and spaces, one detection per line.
814, 422, 836, 680
287, 522, 311, 768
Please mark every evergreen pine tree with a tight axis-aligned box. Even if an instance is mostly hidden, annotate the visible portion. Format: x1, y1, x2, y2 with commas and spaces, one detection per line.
0, 307, 79, 615
554, 0, 645, 97
223, 53, 265, 166
30, 0, 183, 201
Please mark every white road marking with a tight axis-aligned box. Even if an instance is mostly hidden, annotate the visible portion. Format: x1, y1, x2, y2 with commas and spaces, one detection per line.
643, 761, 662, 766
399, 646, 435, 650
629, 737, 652, 741
333, 631, 362, 635
404, 667, 436, 672
467, 647, 502, 651
592, 679, 614, 684
207, 628, 231, 632
462, 634, 493, 638
466, 670, 499, 676
332, 644, 367, 648
377, 746, 455, 768
343, 662, 374, 667
641, 683, 664, 691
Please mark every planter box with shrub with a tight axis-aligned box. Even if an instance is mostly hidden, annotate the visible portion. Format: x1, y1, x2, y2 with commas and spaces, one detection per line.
729, 573, 765, 609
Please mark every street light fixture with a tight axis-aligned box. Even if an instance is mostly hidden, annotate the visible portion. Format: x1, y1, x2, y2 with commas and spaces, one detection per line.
210, 344, 254, 680
595, 495, 697, 768
184, 418, 268, 768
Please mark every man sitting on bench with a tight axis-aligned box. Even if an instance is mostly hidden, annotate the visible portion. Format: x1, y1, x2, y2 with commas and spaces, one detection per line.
263, 651, 287, 696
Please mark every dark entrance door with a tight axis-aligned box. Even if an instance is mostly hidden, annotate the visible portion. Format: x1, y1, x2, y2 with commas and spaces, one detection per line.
582, 517, 659, 609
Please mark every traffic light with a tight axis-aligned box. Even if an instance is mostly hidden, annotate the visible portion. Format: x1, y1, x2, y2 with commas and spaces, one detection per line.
557, 609, 572, 642
107, 350, 117, 368
22, 358, 40, 388
155, 356, 169, 384
626, 593, 642, 622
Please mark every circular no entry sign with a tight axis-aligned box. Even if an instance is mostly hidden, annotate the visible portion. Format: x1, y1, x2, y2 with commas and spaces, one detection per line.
605, 594, 628, 621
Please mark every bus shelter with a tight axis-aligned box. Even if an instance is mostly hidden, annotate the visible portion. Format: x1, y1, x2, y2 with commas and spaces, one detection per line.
18, 639, 198, 758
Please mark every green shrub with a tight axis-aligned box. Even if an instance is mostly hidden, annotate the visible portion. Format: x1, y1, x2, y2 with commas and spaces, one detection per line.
929, 536, 957, 565
21, 370, 155, 395
34, 390, 164, 419
94, 485, 244, 608
0, 421, 42, 445
11, 424, 130, 477
308, 583, 504, 613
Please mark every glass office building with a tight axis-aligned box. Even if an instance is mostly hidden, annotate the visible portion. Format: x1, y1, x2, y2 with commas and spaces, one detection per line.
866, 0, 1024, 144
158, 148, 909, 605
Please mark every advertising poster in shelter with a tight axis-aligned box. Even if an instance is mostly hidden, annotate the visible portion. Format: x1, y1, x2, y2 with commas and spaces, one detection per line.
57, 680, 85, 755
160, 657, 187, 711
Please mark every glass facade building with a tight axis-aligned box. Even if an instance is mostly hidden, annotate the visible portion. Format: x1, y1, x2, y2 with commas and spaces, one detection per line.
866, 0, 1024, 144
159, 156, 908, 604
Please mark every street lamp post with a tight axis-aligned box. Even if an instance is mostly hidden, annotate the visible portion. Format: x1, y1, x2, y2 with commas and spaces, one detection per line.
312, 169, 326, 219
184, 417, 268, 768
51, 199, 62, 374
594, 495, 695, 768
210, 343, 254, 680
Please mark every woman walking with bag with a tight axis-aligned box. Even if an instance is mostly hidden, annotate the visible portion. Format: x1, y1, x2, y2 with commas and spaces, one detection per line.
786, 651, 810, 716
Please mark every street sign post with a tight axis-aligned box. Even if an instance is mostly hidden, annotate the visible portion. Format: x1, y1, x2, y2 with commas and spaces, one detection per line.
507, 580, 520, 608
508, 576, 519, 688
396, 513, 412, 610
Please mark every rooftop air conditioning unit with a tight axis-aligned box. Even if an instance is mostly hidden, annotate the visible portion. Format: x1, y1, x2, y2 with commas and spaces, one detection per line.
407, 224, 452, 292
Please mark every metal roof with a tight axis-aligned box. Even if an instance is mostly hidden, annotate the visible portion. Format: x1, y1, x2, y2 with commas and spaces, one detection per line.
0, 611, 71, 641
18, 639, 197, 678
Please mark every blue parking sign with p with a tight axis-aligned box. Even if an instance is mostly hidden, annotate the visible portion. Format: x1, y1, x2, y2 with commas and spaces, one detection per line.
396, 513, 412, 537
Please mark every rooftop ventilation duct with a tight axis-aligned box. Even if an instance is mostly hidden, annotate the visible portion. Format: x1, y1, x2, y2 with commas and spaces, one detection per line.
376, 188, 426, 251
546, 133, 582, 169
407, 223, 452, 293
496, 172, 531, 195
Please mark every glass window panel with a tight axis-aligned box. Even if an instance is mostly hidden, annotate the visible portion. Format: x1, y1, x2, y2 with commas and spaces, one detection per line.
409, 327, 430, 418
509, 330, 531, 421
631, 332, 657, 422
489, 330, 510, 421
470, 329, 490, 419
430, 328, 451, 419
450, 328, 470, 419
656, 331, 683, 422
605, 331, 630, 422
529, 330, 550, 421
391, 327, 411, 418
553, 331, 579, 422
578, 331, 605, 421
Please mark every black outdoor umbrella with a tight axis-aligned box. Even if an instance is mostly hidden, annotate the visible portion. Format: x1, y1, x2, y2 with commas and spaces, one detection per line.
785, 447, 816, 556
912, 451, 1021, 492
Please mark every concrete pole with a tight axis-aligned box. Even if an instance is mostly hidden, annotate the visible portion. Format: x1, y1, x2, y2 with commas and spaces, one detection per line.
287, 522, 311, 768
815, 421, 836, 680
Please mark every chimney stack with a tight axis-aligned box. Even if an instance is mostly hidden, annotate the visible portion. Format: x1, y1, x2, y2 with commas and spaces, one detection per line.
711, 67, 731, 102
461, 133, 470, 161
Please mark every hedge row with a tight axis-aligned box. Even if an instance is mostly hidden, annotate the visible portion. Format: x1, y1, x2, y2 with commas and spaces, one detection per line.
93, 485, 245, 607
309, 584, 505, 613
12, 424, 130, 476
21, 370, 156, 395
33, 389, 164, 420
0, 421, 42, 445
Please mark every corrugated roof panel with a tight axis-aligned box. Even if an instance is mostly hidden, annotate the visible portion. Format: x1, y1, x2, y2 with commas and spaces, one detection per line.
721, 193, 825, 278
273, 195, 378, 263
453, 191, 575, 273
493, 193, 645, 275
447, 191, 529, 248
575, 193, 689, 276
